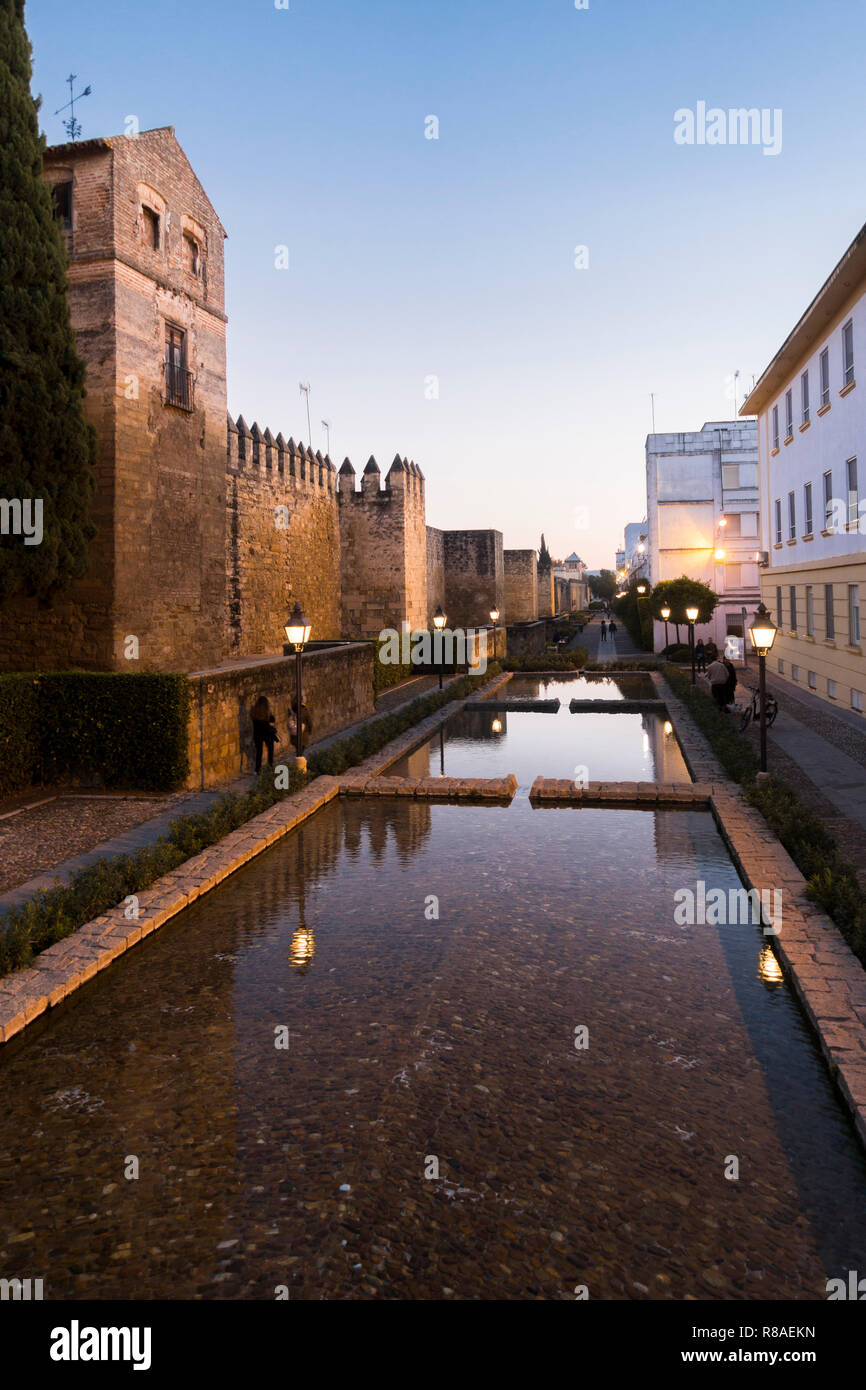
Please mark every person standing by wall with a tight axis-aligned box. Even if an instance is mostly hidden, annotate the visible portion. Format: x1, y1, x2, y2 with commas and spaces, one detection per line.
251, 695, 279, 771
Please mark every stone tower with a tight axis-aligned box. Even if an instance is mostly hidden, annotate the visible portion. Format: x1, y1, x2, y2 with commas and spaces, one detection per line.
337, 455, 428, 637
0, 127, 228, 672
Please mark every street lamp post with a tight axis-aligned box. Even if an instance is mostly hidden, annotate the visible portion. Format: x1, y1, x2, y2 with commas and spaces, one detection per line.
686, 604, 699, 686
490, 607, 499, 662
748, 602, 778, 775
433, 605, 447, 689
285, 602, 312, 765
660, 604, 671, 651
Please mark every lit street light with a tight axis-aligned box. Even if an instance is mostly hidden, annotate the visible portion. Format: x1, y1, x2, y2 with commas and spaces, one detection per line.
660, 603, 671, 650
686, 604, 699, 686
285, 601, 312, 764
749, 602, 778, 774
433, 605, 447, 688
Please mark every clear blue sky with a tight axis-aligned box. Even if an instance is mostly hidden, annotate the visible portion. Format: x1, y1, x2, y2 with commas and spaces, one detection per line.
28, 0, 866, 569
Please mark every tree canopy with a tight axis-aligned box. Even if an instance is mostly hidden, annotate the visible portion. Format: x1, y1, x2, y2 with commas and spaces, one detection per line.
0, 0, 96, 601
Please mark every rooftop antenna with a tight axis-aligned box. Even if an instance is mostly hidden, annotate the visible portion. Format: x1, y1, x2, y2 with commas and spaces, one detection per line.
54, 74, 92, 142
650, 393, 656, 433
733, 368, 740, 415
321, 419, 331, 456
298, 382, 312, 448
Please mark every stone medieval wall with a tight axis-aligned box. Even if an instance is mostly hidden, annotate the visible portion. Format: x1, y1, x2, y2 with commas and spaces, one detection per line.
338, 458, 427, 639
226, 420, 341, 657
504, 549, 538, 623
440, 530, 504, 629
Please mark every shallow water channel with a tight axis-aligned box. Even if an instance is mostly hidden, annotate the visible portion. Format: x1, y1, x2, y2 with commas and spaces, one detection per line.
2, 785, 866, 1299
385, 673, 689, 786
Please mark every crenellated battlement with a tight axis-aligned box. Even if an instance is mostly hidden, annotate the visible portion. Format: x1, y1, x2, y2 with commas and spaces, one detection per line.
336, 451, 426, 504
227, 417, 425, 505
227, 413, 337, 492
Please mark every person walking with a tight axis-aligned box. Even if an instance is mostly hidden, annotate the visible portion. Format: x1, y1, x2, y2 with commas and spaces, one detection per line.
289, 696, 313, 755
251, 695, 280, 771
694, 639, 707, 673
600, 619, 607, 642
608, 619, 617, 638
706, 655, 729, 709
722, 656, 738, 708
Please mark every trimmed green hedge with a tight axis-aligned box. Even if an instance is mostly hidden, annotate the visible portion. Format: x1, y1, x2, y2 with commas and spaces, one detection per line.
0, 674, 41, 797
0, 672, 190, 795
663, 664, 866, 965
503, 650, 589, 671
0, 666, 500, 978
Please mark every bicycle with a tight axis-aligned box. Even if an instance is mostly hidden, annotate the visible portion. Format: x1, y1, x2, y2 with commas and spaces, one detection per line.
736, 687, 779, 733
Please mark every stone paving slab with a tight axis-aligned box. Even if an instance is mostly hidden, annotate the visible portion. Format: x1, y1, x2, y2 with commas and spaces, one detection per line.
338, 773, 518, 802
568, 699, 668, 713
463, 699, 561, 713
528, 777, 712, 805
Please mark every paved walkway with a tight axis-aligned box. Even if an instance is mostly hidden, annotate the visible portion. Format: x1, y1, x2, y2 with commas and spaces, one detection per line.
580, 614, 647, 664
730, 666, 866, 833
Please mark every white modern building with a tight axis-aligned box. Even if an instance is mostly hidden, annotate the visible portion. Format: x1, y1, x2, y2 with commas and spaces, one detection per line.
741, 220, 866, 714
620, 521, 649, 585
645, 421, 761, 654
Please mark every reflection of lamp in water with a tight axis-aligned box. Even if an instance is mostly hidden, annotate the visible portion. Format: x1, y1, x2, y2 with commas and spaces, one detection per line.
758, 944, 783, 989
439, 725, 445, 775
290, 925, 315, 971
492, 717, 502, 734
289, 869, 315, 972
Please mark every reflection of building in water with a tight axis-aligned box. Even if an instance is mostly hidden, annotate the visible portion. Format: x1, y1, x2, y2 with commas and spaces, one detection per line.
340, 797, 432, 867
644, 714, 689, 782
386, 711, 508, 778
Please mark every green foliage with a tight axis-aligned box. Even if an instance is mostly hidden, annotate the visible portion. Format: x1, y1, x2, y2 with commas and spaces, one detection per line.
538, 533, 552, 573
0, 671, 39, 795
652, 576, 719, 627
0, 672, 190, 794
372, 639, 413, 696
663, 663, 866, 966
0, 667, 502, 978
0, 0, 97, 601
588, 569, 616, 601
503, 650, 588, 671
613, 585, 655, 651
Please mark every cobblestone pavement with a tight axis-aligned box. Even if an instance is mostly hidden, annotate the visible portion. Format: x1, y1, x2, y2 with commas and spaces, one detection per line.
0, 794, 184, 894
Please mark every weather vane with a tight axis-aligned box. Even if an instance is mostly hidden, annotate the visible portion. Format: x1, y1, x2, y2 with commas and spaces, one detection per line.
54, 74, 92, 142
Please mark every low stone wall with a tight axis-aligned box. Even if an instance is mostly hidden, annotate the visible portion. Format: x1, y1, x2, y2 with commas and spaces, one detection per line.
187, 642, 375, 789
506, 621, 547, 657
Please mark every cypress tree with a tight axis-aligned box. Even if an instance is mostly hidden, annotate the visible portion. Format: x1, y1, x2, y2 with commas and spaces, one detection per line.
0, 0, 96, 601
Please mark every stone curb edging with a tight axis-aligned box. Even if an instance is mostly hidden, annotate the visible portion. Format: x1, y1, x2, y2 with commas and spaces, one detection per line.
528, 777, 711, 805
653, 669, 866, 1151
0, 672, 511, 1048
339, 773, 518, 802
